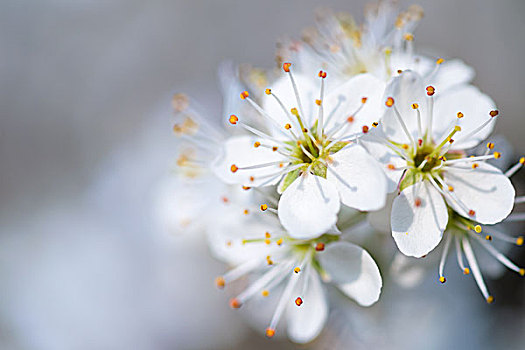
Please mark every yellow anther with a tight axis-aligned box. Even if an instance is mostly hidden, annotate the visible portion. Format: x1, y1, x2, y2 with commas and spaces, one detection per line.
385, 48, 392, 55
457, 112, 464, 118
387, 164, 396, 170
229, 114, 239, 125
243, 209, 249, 215
347, 116, 355, 123
240, 91, 249, 99
265, 328, 275, 338
254, 141, 261, 148
494, 152, 501, 159
463, 267, 470, 275
290, 108, 299, 116
230, 164, 239, 173
315, 99, 322, 106
439, 276, 446, 284
315, 242, 325, 251
265, 88, 271, 95
294, 267, 301, 273
486, 296, 494, 304
283, 62, 292, 72
215, 276, 225, 289
276, 238, 283, 246
489, 110, 499, 117
242, 239, 247, 245
426, 86, 435, 96
454, 125, 462, 132
486, 142, 494, 149
448, 186, 454, 192
516, 237, 524, 246
259, 204, 268, 212
474, 225, 482, 233
402, 144, 409, 150
403, 33, 414, 41
172, 93, 190, 112
372, 122, 379, 128
229, 298, 242, 309
285, 123, 292, 130
472, 163, 479, 169
385, 97, 395, 107
436, 58, 444, 65
264, 239, 271, 245
412, 103, 419, 109
485, 235, 492, 241
265, 232, 271, 238
242, 185, 251, 190
361, 97, 368, 104
262, 290, 269, 297
520, 157, 525, 164
519, 268, 525, 276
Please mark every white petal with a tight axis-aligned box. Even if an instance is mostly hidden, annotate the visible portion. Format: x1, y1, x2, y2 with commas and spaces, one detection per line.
326, 143, 387, 211
262, 74, 319, 132
427, 59, 475, 91
323, 73, 386, 132
360, 129, 406, 193
317, 241, 382, 306
286, 269, 328, 344
211, 135, 287, 186
432, 85, 496, 150
443, 162, 515, 224
278, 173, 340, 239
381, 70, 428, 144
391, 181, 448, 257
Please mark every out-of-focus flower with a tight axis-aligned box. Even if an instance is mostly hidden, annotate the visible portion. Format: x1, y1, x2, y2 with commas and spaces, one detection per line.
213, 63, 388, 239
276, 1, 474, 89
362, 70, 515, 258
209, 208, 382, 344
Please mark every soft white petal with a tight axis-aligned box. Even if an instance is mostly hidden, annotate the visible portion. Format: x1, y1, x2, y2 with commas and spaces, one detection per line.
317, 241, 382, 306
391, 181, 448, 257
323, 73, 386, 132
326, 143, 387, 211
427, 59, 475, 90
360, 129, 406, 193
262, 73, 319, 133
432, 85, 496, 150
381, 70, 428, 144
211, 135, 287, 186
278, 173, 340, 239
443, 162, 515, 224
286, 269, 328, 344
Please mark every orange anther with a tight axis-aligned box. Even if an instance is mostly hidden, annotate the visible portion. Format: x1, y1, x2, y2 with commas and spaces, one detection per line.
295, 297, 303, 306
266, 328, 275, 338
229, 114, 238, 125
362, 125, 369, 133
426, 86, 435, 96
385, 97, 395, 107
230, 164, 238, 173
215, 276, 225, 289
240, 91, 249, 99
229, 298, 242, 309
489, 110, 499, 117
283, 62, 292, 72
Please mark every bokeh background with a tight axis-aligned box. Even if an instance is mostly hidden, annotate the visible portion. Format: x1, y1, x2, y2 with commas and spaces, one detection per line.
1, 0, 524, 349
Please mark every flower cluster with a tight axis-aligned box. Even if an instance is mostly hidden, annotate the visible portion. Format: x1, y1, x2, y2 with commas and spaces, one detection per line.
165, 1, 524, 344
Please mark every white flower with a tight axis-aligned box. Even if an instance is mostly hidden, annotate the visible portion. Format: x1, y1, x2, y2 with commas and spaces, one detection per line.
362, 70, 515, 257
212, 63, 388, 239
209, 211, 382, 344
276, 1, 473, 89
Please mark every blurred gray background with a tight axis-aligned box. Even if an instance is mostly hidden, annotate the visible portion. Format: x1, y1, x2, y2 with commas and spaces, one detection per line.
1, 1, 524, 349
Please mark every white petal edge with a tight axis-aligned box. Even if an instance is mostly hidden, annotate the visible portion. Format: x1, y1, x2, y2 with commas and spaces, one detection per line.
391, 181, 448, 257
278, 173, 340, 240
317, 241, 382, 307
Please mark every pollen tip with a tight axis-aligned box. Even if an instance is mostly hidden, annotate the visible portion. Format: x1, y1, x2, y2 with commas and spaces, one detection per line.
265, 88, 272, 95
243, 209, 249, 215
372, 122, 379, 128
402, 144, 409, 150
385, 97, 395, 107
265, 328, 275, 338
486, 296, 494, 304
489, 110, 499, 117
318, 70, 327, 78
260, 204, 268, 212
493, 152, 501, 159
240, 91, 249, 100
276, 238, 283, 246
265, 232, 271, 238
474, 225, 482, 233
411, 103, 419, 109
242, 185, 251, 190
463, 267, 470, 275
229, 114, 238, 125
262, 290, 269, 297
315, 99, 322, 106
215, 276, 225, 289
468, 209, 476, 217
315, 242, 325, 251
519, 268, 524, 276
403, 32, 414, 41
293, 267, 301, 274
439, 276, 446, 284
414, 198, 422, 207
486, 142, 494, 149
426, 86, 435, 96
362, 125, 369, 133
347, 116, 355, 123
436, 58, 444, 65
361, 97, 368, 104
387, 164, 396, 170
454, 125, 462, 132
290, 107, 299, 116
295, 297, 303, 307
519, 157, 525, 164
283, 62, 292, 72
457, 112, 464, 119
485, 235, 492, 241
230, 164, 239, 173
229, 298, 242, 309
254, 141, 261, 148
285, 123, 292, 130
516, 236, 524, 246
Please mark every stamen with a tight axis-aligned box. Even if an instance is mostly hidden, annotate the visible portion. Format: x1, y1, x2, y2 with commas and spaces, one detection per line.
317, 71, 326, 140
455, 235, 469, 274
505, 157, 525, 177
438, 234, 452, 283
471, 233, 524, 275
462, 236, 492, 302
455, 110, 499, 145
